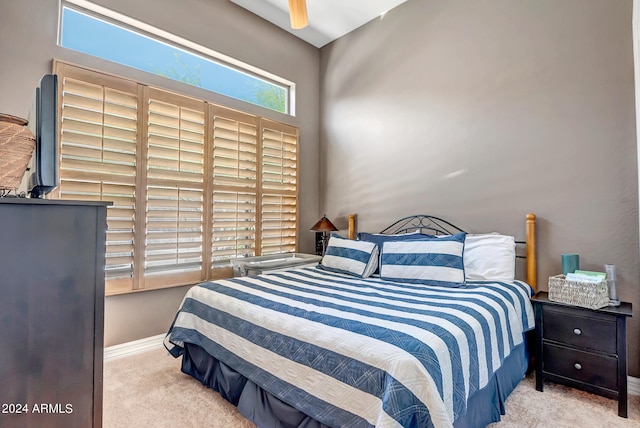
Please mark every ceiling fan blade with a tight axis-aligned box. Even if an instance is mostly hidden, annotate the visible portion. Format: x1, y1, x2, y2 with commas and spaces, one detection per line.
288, 0, 308, 29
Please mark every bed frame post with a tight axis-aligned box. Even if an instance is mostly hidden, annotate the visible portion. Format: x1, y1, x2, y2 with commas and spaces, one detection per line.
526, 213, 537, 292
348, 214, 356, 240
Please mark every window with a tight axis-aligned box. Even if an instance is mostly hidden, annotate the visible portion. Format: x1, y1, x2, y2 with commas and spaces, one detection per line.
53, 62, 299, 295
59, 0, 292, 114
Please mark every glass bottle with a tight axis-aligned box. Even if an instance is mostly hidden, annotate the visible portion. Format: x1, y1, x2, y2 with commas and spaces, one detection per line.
604, 264, 620, 306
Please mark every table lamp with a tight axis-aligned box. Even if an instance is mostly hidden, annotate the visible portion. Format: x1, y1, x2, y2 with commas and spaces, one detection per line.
310, 214, 338, 256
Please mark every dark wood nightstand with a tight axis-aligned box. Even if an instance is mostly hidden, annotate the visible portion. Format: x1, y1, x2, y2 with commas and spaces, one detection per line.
531, 291, 632, 417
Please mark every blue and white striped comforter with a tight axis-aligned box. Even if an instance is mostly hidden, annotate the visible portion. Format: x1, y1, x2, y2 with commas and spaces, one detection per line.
165, 267, 535, 428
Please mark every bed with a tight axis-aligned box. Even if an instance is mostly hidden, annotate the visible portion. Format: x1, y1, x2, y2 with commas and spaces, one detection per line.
164, 213, 538, 428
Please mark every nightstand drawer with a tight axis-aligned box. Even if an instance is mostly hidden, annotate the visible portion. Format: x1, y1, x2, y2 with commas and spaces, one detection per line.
543, 343, 618, 390
542, 306, 616, 354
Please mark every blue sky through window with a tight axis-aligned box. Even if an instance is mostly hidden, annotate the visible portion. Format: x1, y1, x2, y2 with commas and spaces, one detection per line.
60, 7, 287, 113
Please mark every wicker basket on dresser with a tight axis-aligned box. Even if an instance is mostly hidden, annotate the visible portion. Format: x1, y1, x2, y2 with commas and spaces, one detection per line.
0, 114, 35, 191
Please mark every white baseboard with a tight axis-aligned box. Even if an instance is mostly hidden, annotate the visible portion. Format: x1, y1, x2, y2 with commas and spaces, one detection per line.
629, 376, 640, 396
104, 334, 165, 363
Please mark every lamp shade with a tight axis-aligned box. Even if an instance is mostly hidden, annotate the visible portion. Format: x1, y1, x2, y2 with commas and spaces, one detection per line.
310, 215, 338, 232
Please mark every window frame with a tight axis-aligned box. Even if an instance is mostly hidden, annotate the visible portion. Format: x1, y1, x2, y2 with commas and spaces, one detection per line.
59, 0, 295, 115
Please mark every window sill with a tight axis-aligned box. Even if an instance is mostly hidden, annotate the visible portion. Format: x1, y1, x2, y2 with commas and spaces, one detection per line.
105, 266, 234, 296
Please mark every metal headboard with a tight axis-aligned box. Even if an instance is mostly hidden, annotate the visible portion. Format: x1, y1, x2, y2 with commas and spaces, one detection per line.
348, 212, 537, 291
379, 214, 527, 260
379, 214, 466, 236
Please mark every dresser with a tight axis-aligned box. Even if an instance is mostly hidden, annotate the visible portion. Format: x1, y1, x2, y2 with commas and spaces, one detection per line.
0, 198, 109, 428
531, 291, 632, 417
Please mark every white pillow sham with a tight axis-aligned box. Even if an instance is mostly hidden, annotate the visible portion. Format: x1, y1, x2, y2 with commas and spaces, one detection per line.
464, 233, 516, 281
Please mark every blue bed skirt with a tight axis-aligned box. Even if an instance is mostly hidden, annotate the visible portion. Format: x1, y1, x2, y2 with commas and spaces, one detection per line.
179, 339, 529, 428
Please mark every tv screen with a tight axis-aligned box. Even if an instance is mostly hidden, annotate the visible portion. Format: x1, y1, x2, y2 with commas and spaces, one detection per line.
27, 74, 59, 198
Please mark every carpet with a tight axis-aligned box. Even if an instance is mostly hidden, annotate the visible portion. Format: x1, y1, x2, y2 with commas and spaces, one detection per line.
103, 347, 640, 427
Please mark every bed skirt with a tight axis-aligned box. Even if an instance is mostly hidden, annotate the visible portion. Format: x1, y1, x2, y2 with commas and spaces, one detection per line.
179, 340, 529, 428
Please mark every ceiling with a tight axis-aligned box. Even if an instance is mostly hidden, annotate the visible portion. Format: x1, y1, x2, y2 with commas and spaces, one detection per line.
230, 0, 409, 48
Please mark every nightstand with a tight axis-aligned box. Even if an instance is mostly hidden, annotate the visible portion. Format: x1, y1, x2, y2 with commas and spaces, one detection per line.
531, 291, 632, 417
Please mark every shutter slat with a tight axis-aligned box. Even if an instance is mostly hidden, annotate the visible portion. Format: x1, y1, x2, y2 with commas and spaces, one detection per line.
61, 158, 137, 175
212, 248, 255, 259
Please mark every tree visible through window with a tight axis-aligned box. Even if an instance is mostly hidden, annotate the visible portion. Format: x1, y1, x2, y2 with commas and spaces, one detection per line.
59, 2, 290, 114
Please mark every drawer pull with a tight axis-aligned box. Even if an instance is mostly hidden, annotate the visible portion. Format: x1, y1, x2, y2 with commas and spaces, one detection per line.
573, 328, 582, 335
574, 363, 582, 370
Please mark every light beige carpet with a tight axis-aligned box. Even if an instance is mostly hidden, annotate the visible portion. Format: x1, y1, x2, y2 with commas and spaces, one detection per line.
104, 347, 640, 427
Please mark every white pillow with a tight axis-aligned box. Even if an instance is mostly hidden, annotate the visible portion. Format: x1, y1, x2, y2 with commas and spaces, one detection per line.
464, 233, 515, 281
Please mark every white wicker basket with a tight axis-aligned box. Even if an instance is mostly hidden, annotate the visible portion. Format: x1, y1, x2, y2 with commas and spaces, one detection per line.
548, 274, 610, 309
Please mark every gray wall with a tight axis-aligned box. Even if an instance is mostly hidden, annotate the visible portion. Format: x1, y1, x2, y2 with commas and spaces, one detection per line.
1, 0, 639, 377
320, 0, 640, 375
0, 0, 320, 346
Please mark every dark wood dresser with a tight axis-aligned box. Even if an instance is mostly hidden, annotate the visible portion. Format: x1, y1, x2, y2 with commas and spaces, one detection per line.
0, 198, 109, 428
531, 291, 632, 417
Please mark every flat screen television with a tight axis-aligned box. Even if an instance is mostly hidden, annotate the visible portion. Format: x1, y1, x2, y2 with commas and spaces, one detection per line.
26, 74, 59, 198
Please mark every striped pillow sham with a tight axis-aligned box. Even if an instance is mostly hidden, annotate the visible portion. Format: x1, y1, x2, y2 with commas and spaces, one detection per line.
318, 234, 379, 278
357, 231, 427, 274
379, 232, 466, 287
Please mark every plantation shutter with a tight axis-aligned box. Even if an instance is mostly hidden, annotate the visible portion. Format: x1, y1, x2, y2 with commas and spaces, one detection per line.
55, 63, 139, 294
144, 89, 206, 288
210, 105, 258, 268
54, 61, 300, 294
260, 119, 298, 255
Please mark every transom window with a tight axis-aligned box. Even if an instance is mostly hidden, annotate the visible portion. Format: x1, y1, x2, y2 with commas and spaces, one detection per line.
59, 0, 292, 114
